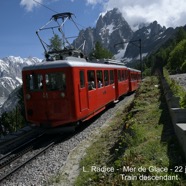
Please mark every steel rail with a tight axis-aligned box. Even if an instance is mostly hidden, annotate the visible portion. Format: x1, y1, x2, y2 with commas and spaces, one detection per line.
0, 137, 56, 183
0, 129, 46, 162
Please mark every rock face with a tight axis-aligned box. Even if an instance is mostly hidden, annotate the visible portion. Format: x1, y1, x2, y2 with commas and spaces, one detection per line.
124, 21, 175, 61
95, 8, 133, 54
73, 8, 175, 62
74, 8, 133, 58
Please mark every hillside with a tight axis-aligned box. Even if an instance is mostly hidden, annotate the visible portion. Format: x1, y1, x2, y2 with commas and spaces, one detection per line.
144, 27, 186, 75
50, 76, 185, 185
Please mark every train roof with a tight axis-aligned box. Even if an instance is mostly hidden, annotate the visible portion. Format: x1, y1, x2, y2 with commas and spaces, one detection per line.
23, 57, 124, 70
127, 67, 141, 73
22, 57, 141, 73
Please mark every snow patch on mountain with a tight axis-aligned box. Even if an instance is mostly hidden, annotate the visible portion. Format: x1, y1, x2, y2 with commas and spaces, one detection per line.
73, 8, 133, 57
114, 42, 129, 60
0, 56, 42, 107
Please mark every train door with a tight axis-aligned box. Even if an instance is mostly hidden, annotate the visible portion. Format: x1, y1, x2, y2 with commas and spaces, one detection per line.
45, 71, 69, 121
79, 70, 88, 111
128, 69, 132, 92
96, 70, 105, 107
108, 70, 115, 102
87, 70, 97, 111
25, 73, 47, 121
114, 69, 119, 101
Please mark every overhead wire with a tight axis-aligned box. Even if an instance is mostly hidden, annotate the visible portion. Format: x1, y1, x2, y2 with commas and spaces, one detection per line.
33, 0, 59, 13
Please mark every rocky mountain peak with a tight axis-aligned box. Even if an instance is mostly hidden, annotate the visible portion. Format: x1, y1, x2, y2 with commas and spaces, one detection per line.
148, 21, 166, 36
74, 8, 133, 56
73, 8, 175, 62
96, 8, 126, 30
124, 20, 174, 62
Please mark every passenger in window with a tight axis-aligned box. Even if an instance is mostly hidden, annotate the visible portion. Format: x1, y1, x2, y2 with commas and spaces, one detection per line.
97, 79, 103, 88
39, 79, 44, 89
89, 81, 95, 90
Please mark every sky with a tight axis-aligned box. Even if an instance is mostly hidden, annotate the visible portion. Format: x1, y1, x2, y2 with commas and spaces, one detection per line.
1, 0, 186, 59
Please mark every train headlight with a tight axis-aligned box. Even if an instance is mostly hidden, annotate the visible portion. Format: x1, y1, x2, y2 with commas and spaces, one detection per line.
27, 109, 33, 116
61, 92, 65, 98
26, 94, 31, 100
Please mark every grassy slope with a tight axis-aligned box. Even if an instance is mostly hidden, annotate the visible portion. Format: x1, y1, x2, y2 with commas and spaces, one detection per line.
75, 76, 186, 186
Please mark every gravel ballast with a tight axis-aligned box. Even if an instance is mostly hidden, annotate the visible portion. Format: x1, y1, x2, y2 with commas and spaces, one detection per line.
170, 73, 186, 90
1, 94, 134, 186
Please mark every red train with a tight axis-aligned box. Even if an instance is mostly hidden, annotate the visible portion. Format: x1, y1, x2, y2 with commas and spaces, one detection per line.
22, 56, 141, 129
22, 12, 141, 129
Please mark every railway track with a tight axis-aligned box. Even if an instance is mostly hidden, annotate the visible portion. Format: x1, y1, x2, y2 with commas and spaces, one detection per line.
0, 131, 46, 168
0, 127, 46, 155
0, 120, 92, 183
0, 133, 60, 183
0, 94, 134, 185
0, 118, 89, 183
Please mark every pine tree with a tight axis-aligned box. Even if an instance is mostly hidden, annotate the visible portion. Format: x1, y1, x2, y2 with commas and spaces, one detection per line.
0, 86, 26, 135
89, 42, 113, 60
49, 34, 63, 51
168, 39, 186, 73
176, 27, 186, 43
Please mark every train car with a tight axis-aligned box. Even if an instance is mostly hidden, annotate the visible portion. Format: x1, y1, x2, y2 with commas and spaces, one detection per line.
128, 68, 142, 92
114, 67, 129, 101
22, 57, 141, 129
22, 12, 141, 130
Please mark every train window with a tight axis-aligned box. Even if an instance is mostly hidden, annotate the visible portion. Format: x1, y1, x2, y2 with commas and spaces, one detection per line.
125, 70, 128, 80
131, 74, 135, 81
131, 74, 134, 80
45, 73, 66, 91
110, 70, 114, 84
96, 70, 103, 88
87, 70, 96, 91
26, 74, 43, 91
104, 70, 109, 86
121, 70, 125, 81
124, 70, 126, 80
79, 70, 85, 88
118, 70, 121, 81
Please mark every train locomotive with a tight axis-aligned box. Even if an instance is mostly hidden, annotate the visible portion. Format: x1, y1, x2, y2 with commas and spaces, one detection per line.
22, 12, 141, 129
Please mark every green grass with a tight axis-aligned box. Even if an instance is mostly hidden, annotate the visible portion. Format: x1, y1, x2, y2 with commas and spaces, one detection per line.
74, 76, 186, 186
